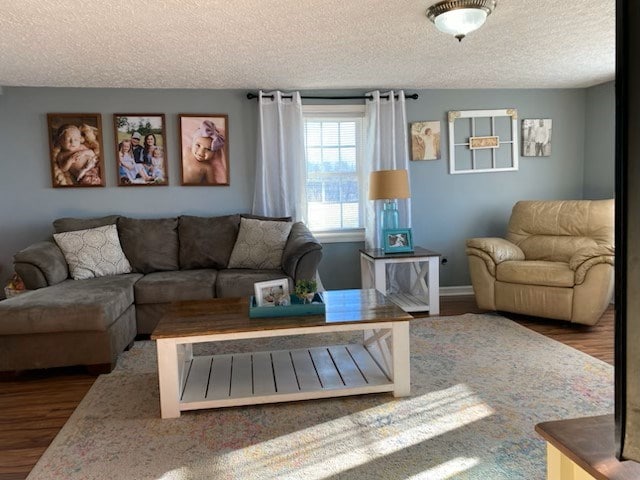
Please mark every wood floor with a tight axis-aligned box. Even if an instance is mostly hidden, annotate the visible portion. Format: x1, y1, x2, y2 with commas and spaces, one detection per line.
0, 295, 615, 480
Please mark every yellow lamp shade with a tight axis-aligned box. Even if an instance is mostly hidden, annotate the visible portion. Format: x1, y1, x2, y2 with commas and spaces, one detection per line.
368, 169, 411, 200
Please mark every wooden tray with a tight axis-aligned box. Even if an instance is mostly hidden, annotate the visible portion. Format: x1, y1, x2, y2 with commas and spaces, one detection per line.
249, 293, 325, 318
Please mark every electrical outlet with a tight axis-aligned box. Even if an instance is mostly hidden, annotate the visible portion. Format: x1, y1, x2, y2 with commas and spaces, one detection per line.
441, 257, 448, 265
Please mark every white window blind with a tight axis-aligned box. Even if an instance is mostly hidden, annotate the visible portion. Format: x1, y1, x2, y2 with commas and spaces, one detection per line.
303, 105, 365, 233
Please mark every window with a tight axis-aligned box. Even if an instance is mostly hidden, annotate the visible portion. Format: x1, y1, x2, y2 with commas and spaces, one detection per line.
303, 105, 365, 242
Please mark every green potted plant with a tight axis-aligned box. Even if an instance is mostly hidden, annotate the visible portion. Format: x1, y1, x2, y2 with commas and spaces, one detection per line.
295, 279, 318, 304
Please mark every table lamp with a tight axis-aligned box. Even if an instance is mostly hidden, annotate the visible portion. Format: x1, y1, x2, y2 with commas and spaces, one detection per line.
368, 169, 411, 232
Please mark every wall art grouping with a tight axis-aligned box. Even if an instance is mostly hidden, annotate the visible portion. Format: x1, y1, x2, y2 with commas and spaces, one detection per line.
46, 113, 229, 188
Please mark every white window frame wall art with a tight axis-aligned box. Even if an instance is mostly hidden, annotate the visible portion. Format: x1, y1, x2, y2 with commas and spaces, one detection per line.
447, 109, 519, 174
522, 119, 552, 157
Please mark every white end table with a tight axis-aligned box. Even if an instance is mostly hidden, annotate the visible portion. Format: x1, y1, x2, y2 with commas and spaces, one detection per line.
360, 247, 441, 314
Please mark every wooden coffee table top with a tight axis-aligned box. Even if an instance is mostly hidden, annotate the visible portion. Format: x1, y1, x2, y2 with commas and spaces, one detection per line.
151, 289, 412, 339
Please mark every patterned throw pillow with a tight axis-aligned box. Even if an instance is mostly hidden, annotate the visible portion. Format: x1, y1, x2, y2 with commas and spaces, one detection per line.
53, 224, 132, 280
228, 218, 293, 270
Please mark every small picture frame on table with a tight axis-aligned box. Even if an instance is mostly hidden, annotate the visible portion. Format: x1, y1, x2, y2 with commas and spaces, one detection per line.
254, 278, 290, 307
383, 228, 414, 253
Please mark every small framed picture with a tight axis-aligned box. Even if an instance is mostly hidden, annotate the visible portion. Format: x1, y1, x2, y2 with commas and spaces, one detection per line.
114, 114, 168, 186
254, 278, 290, 307
179, 114, 229, 186
411, 121, 441, 161
47, 113, 105, 188
383, 228, 414, 253
522, 119, 552, 157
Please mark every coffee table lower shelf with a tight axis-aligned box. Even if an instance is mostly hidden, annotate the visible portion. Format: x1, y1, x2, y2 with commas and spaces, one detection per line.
179, 344, 393, 411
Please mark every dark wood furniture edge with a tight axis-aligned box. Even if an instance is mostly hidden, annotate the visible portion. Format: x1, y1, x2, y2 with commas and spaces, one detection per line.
535, 415, 640, 480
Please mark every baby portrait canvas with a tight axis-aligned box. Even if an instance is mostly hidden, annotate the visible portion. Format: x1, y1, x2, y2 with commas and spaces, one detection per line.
47, 113, 105, 188
179, 114, 229, 186
114, 114, 169, 186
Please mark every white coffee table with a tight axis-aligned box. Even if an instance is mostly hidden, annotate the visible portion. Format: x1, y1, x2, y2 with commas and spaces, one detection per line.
151, 289, 413, 418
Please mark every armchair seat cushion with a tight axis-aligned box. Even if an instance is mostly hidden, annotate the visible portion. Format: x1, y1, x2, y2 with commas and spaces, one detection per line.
496, 260, 575, 287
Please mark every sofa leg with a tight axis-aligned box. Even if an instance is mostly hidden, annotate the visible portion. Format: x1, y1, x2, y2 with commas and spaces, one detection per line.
86, 363, 114, 375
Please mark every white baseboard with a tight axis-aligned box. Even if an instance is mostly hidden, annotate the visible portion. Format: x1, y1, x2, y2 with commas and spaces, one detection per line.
440, 285, 474, 296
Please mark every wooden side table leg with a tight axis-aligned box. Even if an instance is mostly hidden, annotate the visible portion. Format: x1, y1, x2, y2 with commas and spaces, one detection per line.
157, 339, 181, 419
392, 322, 410, 397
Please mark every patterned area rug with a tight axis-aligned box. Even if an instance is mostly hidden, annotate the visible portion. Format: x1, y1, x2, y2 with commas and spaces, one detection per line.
27, 314, 613, 480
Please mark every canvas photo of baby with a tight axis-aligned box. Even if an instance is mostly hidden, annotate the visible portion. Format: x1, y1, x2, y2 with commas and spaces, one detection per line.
47, 113, 105, 187
179, 114, 229, 186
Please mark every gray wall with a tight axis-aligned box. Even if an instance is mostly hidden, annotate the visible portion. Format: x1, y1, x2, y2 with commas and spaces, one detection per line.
0, 86, 608, 294
584, 81, 615, 199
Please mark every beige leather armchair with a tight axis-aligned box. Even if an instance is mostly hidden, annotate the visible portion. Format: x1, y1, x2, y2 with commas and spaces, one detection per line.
466, 199, 614, 325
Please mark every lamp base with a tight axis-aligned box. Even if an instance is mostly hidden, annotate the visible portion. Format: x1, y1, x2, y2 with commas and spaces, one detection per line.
382, 200, 400, 230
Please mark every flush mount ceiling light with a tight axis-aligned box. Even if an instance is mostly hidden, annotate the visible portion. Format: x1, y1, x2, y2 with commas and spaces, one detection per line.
426, 0, 497, 42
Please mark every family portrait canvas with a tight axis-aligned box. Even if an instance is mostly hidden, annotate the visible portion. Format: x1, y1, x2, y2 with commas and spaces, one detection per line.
179, 114, 229, 186
47, 113, 105, 188
522, 119, 552, 157
411, 121, 441, 161
114, 114, 168, 186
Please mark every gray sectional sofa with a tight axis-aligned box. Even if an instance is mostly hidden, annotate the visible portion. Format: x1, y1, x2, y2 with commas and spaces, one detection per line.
0, 214, 322, 372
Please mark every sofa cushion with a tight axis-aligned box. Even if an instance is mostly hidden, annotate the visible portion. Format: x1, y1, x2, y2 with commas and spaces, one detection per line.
496, 260, 575, 288
53, 215, 120, 233
53, 224, 132, 280
178, 215, 240, 270
228, 218, 293, 270
0, 273, 142, 335
134, 269, 218, 304
216, 269, 291, 298
118, 217, 179, 273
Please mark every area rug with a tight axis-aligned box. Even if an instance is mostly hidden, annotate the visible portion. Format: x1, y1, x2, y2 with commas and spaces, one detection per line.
27, 314, 613, 480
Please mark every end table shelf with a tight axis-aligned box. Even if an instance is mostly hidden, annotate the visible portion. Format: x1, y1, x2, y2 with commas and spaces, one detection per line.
359, 247, 441, 314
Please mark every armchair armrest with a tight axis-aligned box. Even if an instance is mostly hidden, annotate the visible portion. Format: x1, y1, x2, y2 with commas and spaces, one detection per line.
282, 222, 323, 282
466, 237, 525, 277
569, 244, 614, 284
13, 241, 69, 290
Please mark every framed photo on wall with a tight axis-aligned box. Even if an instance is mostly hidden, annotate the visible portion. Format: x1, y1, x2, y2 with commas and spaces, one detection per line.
47, 113, 105, 188
522, 118, 552, 157
114, 114, 168, 186
411, 121, 441, 160
383, 228, 414, 254
179, 114, 229, 186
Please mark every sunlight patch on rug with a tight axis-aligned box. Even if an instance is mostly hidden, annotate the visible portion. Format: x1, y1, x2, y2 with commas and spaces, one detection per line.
217, 384, 493, 480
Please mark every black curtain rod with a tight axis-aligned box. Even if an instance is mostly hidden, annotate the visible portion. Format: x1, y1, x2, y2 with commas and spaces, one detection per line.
246, 93, 419, 101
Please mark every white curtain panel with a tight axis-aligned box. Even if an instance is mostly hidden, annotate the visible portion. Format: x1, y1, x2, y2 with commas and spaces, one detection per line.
252, 91, 307, 221
363, 90, 412, 248
363, 90, 412, 294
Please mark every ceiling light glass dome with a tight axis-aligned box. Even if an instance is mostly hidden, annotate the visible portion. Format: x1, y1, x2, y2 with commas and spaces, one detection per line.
427, 0, 497, 42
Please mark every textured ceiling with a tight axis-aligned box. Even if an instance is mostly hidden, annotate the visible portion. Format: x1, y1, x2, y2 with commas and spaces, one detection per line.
0, 0, 615, 90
